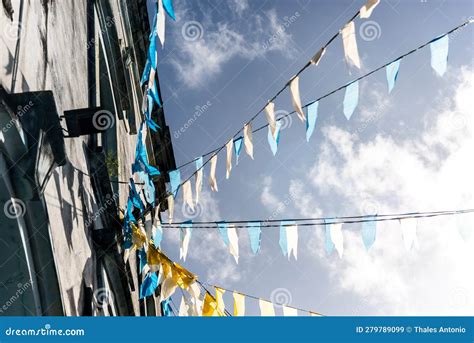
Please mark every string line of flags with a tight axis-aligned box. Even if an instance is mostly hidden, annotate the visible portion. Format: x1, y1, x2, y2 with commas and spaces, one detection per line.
159, 19, 472, 226
151, 209, 474, 263
126, 222, 324, 316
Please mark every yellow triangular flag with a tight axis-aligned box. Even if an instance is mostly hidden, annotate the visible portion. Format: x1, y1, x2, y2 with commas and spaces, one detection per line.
215, 287, 226, 316
259, 299, 275, 316
233, 292, 245, 316
202, 292, 219, 316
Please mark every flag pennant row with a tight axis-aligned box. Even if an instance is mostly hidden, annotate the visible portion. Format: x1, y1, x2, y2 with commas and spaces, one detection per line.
430, 35, 449, 77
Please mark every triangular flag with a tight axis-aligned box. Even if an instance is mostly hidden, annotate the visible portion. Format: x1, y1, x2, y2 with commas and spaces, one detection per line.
162, 0, 176, 20
178, 295, 188, 316
247, 222, 262, 254
182, 180, 194, 212
362, 217, 377, 250
217, 221, 230, 246
341, 21, 361, 69
311, 47, 326, 65
157, 0, 165, 46
169, 169, 181, 198
140, 272, 158, 299
259, 299, 275, 316
283, 306, 298, 316
234, 137, 243, 164
325, 219, 336, 255
306, 101, 319, 141
187, 282, 203, 316
430, 35, 449, 77
359, 0, 380, 19
279, 220, 295, 257
264, 102, 277, 138
233, 292, 245, 316
202, 292, 219, 317
310, 312, 322, 317
228, 225, 239, 264
330, 223, 344, 258
195, 157, 203, 204
244, 123, 254, 159
153, 210, 163, 247
286, 223, 298, 260
289, 76, 306, 122
208, 154, 218, 192
267, 120, 281, 156
343, 81, 359, 120
386, 59, 401, 93
400, 218, 418, 251
167, 194, 174, 223
226, 139, 233, 179
179, 221, 192, 261
215, 287, 226, 316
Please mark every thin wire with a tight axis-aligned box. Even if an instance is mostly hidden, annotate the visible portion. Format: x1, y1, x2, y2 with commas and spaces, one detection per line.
159, 209, 474, 228
162, 20, 472, 206
201, 282, 324, 316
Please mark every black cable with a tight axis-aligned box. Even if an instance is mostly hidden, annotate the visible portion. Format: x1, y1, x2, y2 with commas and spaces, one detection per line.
159, 209, 474, 228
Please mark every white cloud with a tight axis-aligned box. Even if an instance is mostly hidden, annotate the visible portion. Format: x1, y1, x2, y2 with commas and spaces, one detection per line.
168, 4, 298, 88
264, 68, 474, 315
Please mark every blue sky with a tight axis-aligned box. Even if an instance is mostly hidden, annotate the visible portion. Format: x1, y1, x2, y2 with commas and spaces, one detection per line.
155, 0, 474, 315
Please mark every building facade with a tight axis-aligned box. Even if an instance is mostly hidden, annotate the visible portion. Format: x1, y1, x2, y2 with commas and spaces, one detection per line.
0, 0, 175, 316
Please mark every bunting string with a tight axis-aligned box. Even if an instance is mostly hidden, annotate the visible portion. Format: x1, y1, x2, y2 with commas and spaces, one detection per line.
198, 281, 324, 317
157, 19, 473, 209
159, 208, 474, 229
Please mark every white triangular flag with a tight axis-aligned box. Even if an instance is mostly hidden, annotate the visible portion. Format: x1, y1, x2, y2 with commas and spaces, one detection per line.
179, 225, 192, 261
227, 225, 239, 264
259, 299, 275, 316
311, 47, 326, 65
330, 223, 344, 258
167, 194, 174, 223
195, 158, 203, 204
243, 123, 254, 159
289, 76, 306, 122
208, 154, 218, 192
400, 218, 418, 251
161, 272, 178, 301
341, 21, 361, 69
187, 282, 203, 316
226, 139, 233, 179
285, 224, 298, 260
283, 306, 298, 316
157, 0, 166, 46
360, 0, 380, 19
179, 295, 188, 316
182, 180, 194, 211
264, 102, 277, 138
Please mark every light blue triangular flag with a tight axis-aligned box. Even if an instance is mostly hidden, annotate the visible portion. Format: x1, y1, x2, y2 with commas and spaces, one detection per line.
362, 216, 377, 250
140, 272, 158, 299
168, 169, 181, 198
196, 156, 203, 170
430, 34, 449, 77
343, 81, 359, 120
234, 137, 243, 164
154, 222, 163, 247
247, 222, 262, 254
324, 219, 335, 254
148, 14, 158, 70
162, 298, 173, 316
279, 221, 295, 256
138, 249, 147, 272
267, 121, 281, 156
386, 59, 401, 94
216, 221, 229, 246
162, 0, 176, 20
141, 58, 151, 86
306, 101, 319, 141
